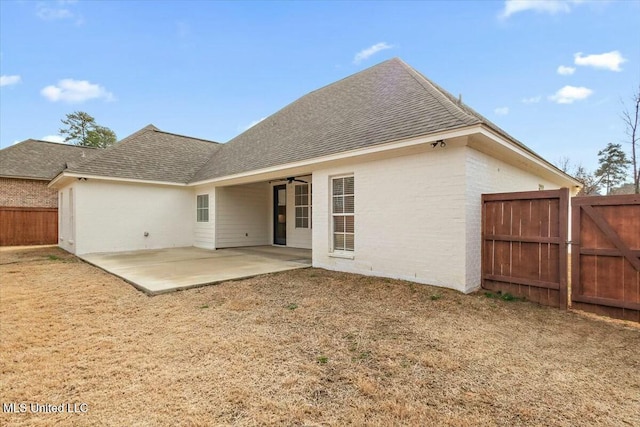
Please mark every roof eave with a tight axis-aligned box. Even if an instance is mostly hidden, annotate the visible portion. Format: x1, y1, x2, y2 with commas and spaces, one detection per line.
48, 171, 189, 188
1, 175, 51, 181
189, 125, 481, 186
477, 125, 582, 188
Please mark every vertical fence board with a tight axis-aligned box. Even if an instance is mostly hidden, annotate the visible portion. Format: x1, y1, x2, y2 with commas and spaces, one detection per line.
0, 207, 58, 246
482, 189, 568, 309
571, 195, 640, 322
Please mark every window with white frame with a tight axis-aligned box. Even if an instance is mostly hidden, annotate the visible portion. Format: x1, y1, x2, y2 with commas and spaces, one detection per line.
295, 184, 311, 228
196, 194, 209, 222
332, 175, 354, 251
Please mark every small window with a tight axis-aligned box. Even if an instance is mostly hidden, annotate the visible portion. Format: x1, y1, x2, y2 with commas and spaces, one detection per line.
197, 194, 209, 222
332, 176, 354, 251
295, 184, 310, 228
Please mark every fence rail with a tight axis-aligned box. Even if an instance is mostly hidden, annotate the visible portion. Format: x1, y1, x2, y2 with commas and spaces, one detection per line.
481, 189, 569, 309
571, 194, 640, 322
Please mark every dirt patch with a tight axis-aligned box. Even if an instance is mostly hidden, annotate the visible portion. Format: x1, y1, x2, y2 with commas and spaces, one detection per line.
1, 247, 639, 426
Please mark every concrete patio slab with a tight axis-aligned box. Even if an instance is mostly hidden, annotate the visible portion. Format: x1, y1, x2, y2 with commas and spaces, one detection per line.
80, 246, 311, 295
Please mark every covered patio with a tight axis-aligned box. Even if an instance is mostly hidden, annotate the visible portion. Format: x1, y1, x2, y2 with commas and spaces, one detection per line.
81, 246, 311, 295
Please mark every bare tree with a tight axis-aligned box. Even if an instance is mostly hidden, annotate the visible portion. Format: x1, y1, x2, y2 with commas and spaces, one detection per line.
574, 165, 601, 196
621, 85, 640, 193
555, 156, 571, 173
554, 157, 600, 195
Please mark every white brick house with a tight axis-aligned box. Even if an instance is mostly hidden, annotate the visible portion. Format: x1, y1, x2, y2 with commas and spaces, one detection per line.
49, 58, 580, 293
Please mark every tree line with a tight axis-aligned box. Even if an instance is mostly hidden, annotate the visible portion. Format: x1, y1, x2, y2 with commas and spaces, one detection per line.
557, 86, 639, 195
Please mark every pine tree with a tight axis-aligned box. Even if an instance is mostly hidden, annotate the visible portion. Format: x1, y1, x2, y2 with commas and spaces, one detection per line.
59, 111, 117, 148
595, 143, 630, 195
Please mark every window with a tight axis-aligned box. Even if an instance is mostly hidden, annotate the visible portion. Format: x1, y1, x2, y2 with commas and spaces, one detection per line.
197, 194, 209, 222
295, 184, 311, 228
332, 176, 354, 251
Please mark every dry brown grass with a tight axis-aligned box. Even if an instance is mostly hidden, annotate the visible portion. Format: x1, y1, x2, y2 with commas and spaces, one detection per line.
1, 247, 639, 426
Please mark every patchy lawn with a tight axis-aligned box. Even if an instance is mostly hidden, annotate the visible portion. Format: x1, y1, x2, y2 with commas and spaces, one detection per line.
1, 247, 638, 426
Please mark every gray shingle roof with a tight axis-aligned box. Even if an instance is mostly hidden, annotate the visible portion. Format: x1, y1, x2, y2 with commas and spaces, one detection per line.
52, 58, 558, 185
65, 125, 221, 183
190, 58, 485, 182
0, 139, 98, 180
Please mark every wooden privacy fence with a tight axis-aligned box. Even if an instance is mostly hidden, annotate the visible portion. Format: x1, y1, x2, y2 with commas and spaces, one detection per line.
481, 189, 569, 309
571, 195, 640, 322
0, 207, 58, 246
482, 190, 640, 322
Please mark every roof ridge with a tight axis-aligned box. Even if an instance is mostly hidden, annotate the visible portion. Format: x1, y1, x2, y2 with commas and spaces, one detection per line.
61, 126, 153, 172
151, 129, 221, 144
304, 57, 399, 98
32, 139, 99, 149
397, 59, 572, 178
2, 139, 98, 150
62, 124, 223, 184
222, 58, 401, 148
395, 58, 480, 125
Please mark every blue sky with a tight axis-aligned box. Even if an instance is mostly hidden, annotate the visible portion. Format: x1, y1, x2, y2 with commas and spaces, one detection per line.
1, 0, 639, 173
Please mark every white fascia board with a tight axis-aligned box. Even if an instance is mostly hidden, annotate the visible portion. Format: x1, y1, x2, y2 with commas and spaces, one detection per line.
189, 125, 480, 187
48, 172, 187, 188
478, 126, 583, 187
48, 173, 69, 188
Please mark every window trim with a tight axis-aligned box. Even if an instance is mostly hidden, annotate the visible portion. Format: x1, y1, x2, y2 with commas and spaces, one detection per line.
294, 183, 311, 229
330, 174, 354, 254
196, 194, 209, 223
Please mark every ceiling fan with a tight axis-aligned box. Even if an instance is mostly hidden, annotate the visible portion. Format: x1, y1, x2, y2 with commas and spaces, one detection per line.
269, 176, 308, 184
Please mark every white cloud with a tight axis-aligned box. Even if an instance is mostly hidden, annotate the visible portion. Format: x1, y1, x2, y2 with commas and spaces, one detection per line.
36, 1, 83, 25
240, 117, 266, 132
574, 51, 626, 72
41, 79, 114, 103
353, 42, 393, 64
0, 75, 21, 87
37, 5, 73, 21
500, 0, 582, 18
549, 85, 593, 104
557, 65, 575, 75
494, 107, 510, 115
521, 96, 542, 104
41, 135, 66, 143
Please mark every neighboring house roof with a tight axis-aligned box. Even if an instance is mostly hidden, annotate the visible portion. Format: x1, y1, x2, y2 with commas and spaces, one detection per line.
0, 139, 98, 180
65, 125, 222, 184
611, 183, 637, 195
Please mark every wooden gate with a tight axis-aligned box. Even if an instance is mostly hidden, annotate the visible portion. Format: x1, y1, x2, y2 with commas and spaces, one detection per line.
482, 189, 569, 308
0, 207, 58, 246
571, 195, 640, 322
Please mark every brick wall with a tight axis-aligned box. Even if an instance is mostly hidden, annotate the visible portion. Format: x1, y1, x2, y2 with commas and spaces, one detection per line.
0, 178, 58, 208
313, 145, 469, 292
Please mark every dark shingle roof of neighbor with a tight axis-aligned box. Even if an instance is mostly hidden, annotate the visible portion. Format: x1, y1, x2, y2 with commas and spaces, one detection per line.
64, 125, 222, 183
0, 139, 98, 180
60, 58, 553, 184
